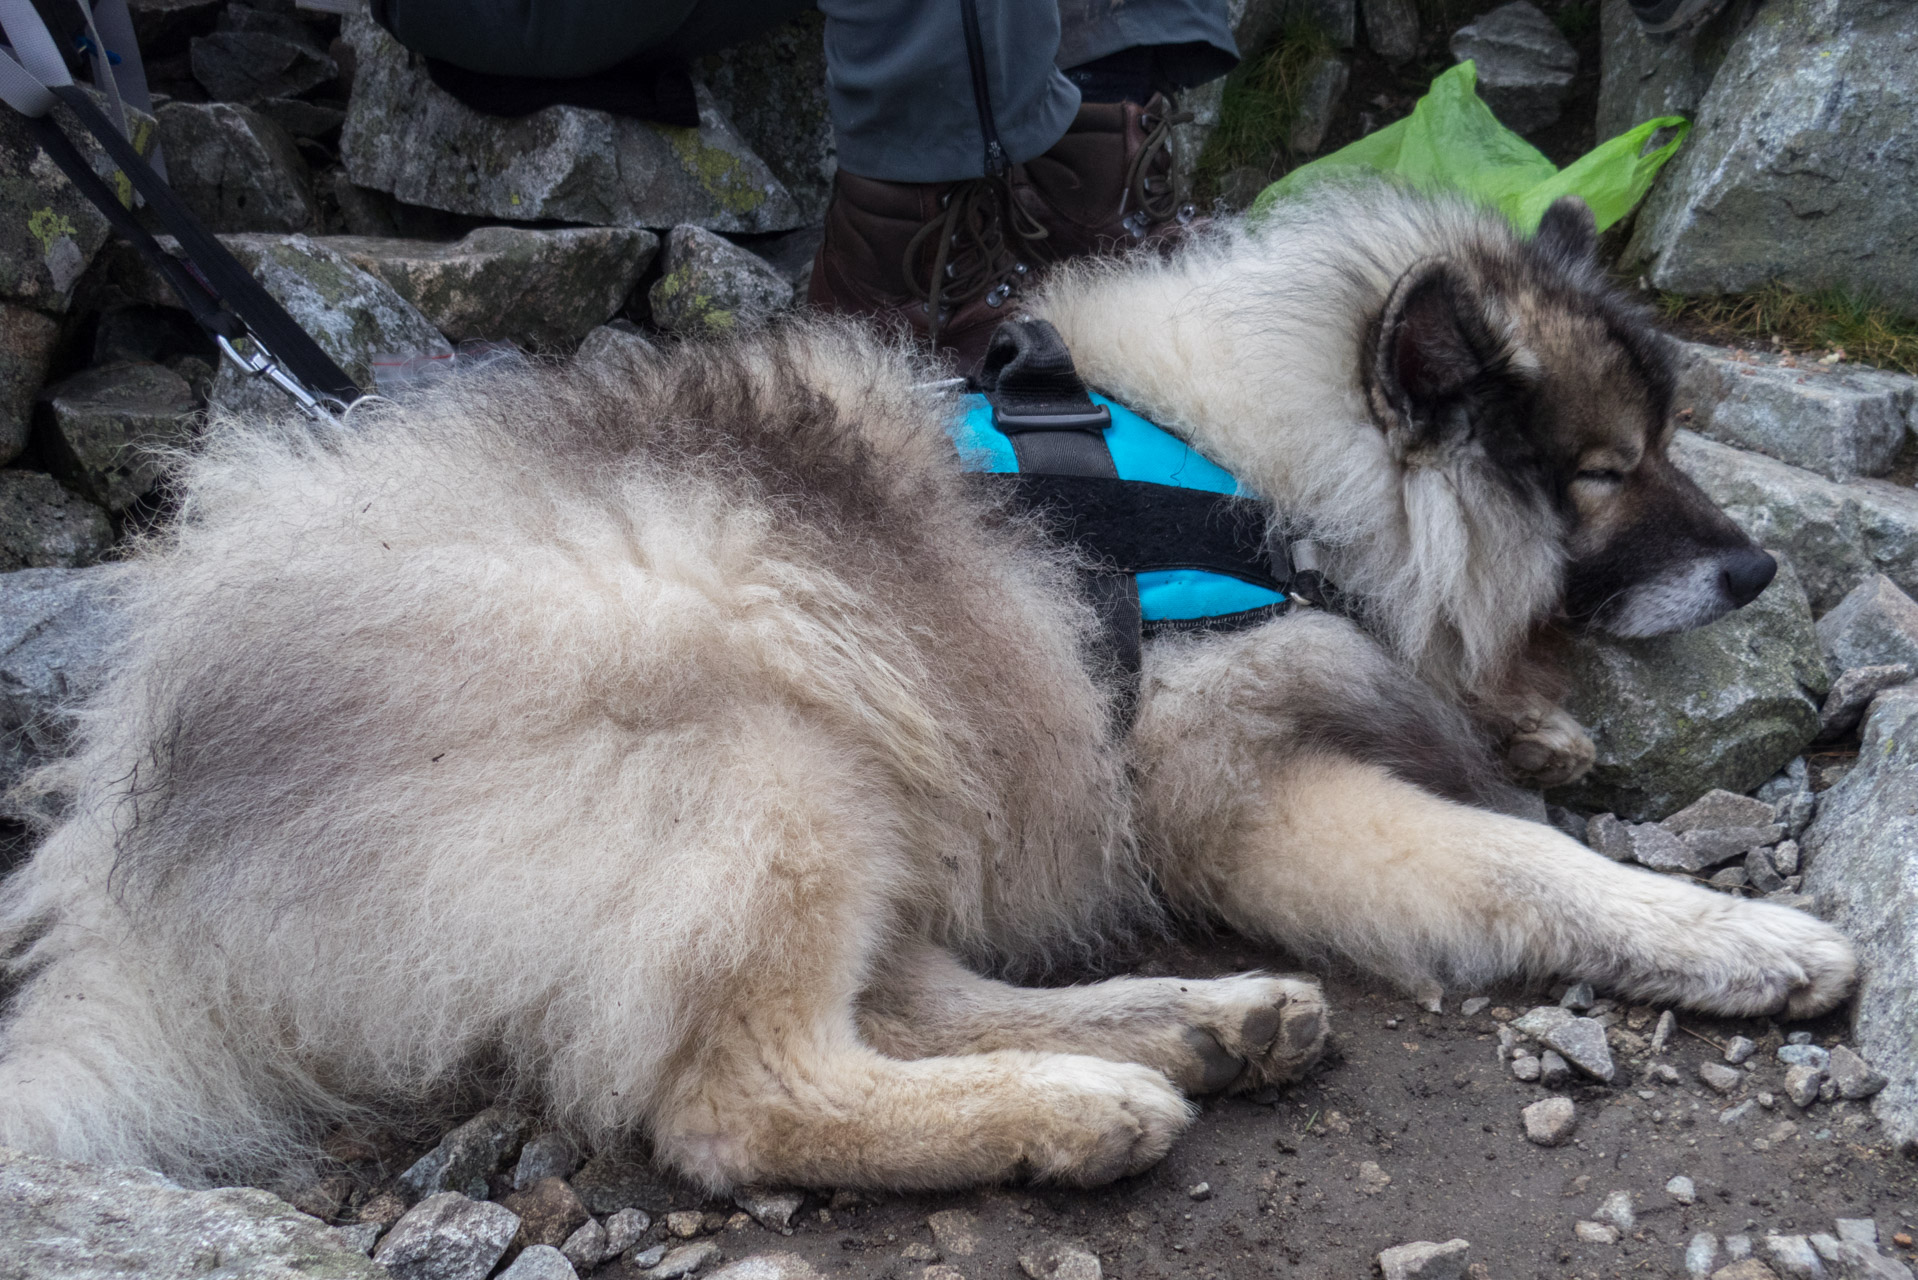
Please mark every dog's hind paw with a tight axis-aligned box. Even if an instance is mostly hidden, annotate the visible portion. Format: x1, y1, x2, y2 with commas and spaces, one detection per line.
1168, 975, 1329, 1095
1644, 897, 1857, 1020
1502, 706, 1596, 789
1022, 1057, 1193, 1186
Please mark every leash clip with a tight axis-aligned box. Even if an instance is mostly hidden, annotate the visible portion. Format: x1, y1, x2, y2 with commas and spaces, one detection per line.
218, 334, 352, 421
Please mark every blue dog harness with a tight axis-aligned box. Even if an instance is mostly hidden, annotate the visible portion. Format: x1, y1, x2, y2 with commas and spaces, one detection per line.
951, 319, 1328, 719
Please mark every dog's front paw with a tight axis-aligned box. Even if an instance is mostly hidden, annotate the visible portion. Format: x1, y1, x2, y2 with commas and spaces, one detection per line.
1503, 706, 1596, 789
1022, 1057, 1193, 1186
1655, 898, 1857, 1019
1172, 975, 1329, 1094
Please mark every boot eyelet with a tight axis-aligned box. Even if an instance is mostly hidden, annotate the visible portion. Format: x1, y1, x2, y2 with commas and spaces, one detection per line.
1177, 203, 1197, 224
986, 284, 1012, 307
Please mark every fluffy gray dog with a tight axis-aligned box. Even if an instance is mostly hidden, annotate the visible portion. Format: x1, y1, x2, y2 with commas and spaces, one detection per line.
0, 185, 1853, 1191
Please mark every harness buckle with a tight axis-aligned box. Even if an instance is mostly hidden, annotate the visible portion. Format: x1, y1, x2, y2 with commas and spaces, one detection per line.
990, 405, 1111, 435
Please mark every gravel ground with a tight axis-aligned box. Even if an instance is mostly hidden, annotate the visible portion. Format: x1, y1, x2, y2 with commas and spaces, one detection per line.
325, 930, 1918, 1280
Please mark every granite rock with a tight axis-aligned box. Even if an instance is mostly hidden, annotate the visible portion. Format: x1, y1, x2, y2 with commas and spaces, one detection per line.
700, 12, 835, 225
1522, 1096, 1578, 1146
649, 225, 794, 335
708, 1254, 825, 1280
0, 471, 113, 571
1377, 1238, 1471, 1280
499, 1176, 589, 1250
373, 1192, 520, 1280
0, 303, 60, 464
37, 360, 200, 513
1663, 788, 1778, 833
0, 1144, 384, 1279
155, 101, 317, 234
328, 227, 658, 351
190, 28, 336, 102
1821, 665, 1915, 741
1817, 576, 1918, 675
340, 15, 802, 233
1450, 2, 1578, 135
1287, 56, 1350, 155
1595, 0, 1745, 141
1360, 0, 1420, 63
497, 1245, 579, 1280
1674, 342, 1916, 483
1800, 684, 1918, 1147
1627, 0, 1918, 316
396, 1108, 532, 1202
1551, 556, 1827, 820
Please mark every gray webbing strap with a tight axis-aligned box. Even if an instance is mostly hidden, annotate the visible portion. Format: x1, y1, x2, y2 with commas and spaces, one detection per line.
0, 0, 72, 116
70, 0, 127, 141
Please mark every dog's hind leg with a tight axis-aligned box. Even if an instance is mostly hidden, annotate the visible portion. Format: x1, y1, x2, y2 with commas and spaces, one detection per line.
1174, 752, 1853, 1019
856, 944, 1327, 1094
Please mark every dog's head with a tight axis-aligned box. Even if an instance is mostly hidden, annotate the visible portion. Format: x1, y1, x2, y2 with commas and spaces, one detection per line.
1363, 196, 1773, 638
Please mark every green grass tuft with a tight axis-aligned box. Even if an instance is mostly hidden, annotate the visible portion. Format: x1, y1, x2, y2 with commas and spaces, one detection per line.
1191, 21, 1336, 205
1658, 285, 1918, 375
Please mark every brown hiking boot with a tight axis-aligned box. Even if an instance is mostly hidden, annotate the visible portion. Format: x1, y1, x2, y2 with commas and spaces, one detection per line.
808, 170, 1040, 372
1011, 93, 1198, 263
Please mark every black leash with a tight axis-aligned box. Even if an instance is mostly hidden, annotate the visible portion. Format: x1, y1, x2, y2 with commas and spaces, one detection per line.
1, 0, 362, 416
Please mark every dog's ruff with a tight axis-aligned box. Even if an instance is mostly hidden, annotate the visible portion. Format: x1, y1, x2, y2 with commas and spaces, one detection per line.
0, 184, 1854, 1191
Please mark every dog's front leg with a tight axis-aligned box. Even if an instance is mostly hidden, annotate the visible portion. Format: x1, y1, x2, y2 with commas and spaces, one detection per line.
1177, 752, 1854, 1018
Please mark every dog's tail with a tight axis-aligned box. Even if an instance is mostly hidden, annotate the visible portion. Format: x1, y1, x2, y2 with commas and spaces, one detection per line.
0, 826, 315, 1182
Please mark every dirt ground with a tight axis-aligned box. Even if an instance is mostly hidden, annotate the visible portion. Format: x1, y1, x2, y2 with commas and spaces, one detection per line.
353, 929, 1917, 1280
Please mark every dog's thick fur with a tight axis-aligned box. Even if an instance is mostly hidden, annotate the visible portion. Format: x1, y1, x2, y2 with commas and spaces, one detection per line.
0, 185, 1855, 1191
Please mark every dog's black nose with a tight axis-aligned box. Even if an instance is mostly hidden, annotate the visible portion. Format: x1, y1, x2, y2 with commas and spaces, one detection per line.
1721, 548, 1777, 607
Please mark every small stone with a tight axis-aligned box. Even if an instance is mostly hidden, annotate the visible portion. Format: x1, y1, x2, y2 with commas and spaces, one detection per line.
357, 1193, 408, 1227
1666, 1175, 1697, 1205
1788, 1031, 1814, 1045
1719, 1100, 1758, 1125
1587, 812, 1633, 860
1460, 996, 1491, 1017
1510, 1054, 1542, 1082
1360, 0, 1420, 63
1745, 847, 1787, 894
1682, 826, 1787, 864
734, 1187, 805, 1233
373, 1192, 520, 1280
652, 1241, 724, 1279
1784, 1065, 1826, 1109
1018, 1240, 1102, 1280
1652, 1010, 1677, 1052
561, 1219, 608, 1271
1700, 1062, 1744, 1094
628, 1245, 669, 1269
604, 1208, 652, 1255
649, 225, 794, 335
500, 1177, 589, 1250
0, 471, 113, 571
1758, 1092, 1777, 1109
1538, 1050, 1572, 1087
1723, 1036, 1757, 1065
1771, 840, 1801, 875
1540, 1017, 1615, 1081
1725, 1235, 1753, 1260
498, 1245, 580, 1280
1763, 1235, 1824, 1279
577, 322, 657, 367
1833, 1219, 1878, 1249
706, 1254, 824, 1280
1512, 1005, 1577, 1038
1522, 1096, 1577, 1146
1711, 866, 1751, 890
901, 1244, 941, 1263
1496, 1025, 1518, 1062
514, 1133, 583, 1191
37, 361, 200, 513
1595, 1190, 1636, 1232
1187, 1181, 1212, 1200
1710, 1261, 1780, 1280
1826, 1046, 1888, 1100
1688, 1233, 1720, 1279
667, 1211, 707, 1239
396, 1109, 532, 1203
1575, 1221, 1620, 1245
1560, 982, 1596, 1011
1664, 789, 1780, 833
1629, 822, 1708, 872
1820, 664, 1915, 740
1356, 1162, 1391, 1194
1377, 1238, 1472, 1280
335, 1222, 383, 1255
1777, 1044, 1830, 1070
926, 1210, 978, 1257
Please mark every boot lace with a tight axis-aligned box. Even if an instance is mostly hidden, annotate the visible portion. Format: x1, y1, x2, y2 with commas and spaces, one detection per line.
902, 177, 1045, 350
1127, 99, 1197, 231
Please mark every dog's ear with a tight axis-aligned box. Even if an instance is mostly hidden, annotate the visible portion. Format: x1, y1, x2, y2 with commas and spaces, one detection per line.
1368, 259, 1502, 436
1534, 195, 1598, 267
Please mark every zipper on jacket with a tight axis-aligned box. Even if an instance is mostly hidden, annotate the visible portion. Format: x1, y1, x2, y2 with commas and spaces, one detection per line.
957, 0, 1008, 177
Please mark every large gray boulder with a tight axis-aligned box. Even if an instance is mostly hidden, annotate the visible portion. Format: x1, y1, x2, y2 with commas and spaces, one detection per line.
1672, 431, 1918, 615
0, 1145, 380, 1279
700, 12, 835, 226
37, 361, 202, 513
1627, 0, 1918, 315
201, 233, 450, 416
156, 101, 318, 234
1800, 685, 1918, 1150
0, 567, 118, 814
1817, 576, 1918, 674
0, 302, 58, 465
339, 16, 803, 234
0, 472, 114, 572
0, 91, 158, 314
1674, 343, 1916, 483
649, 226, 794, 336
1450, 2, 1578, 135
328, 227, 658, 352
1594, 0, 1744, 140
1551, 556, 1827, 821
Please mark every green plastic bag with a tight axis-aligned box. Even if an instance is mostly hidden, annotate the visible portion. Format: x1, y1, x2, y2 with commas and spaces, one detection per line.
1247, 62, 1689, 234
